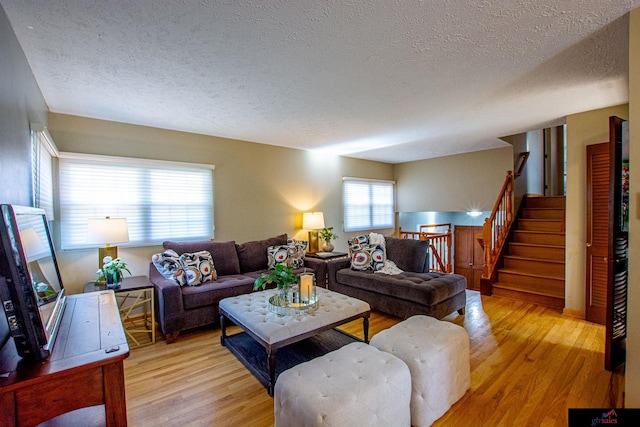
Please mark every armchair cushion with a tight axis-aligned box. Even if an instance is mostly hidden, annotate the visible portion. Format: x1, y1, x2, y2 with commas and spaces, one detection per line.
385, 236, 429, 273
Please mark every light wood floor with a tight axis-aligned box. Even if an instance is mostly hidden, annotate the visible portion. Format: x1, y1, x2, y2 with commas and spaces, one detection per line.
124, 291, 622, 426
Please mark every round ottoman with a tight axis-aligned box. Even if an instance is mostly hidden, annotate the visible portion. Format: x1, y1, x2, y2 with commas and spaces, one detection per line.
274, 342, 411, 427
370, 315, 470, 427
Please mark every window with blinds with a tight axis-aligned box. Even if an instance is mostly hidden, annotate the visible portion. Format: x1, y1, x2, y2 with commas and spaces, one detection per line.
31, 126, 57, 220
343, 177, 395, 232
58, 154, 214, 250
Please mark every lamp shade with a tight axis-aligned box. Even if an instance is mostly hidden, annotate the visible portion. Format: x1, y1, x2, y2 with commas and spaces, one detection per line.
87, 217, 129, 245
302, 212, 325, 230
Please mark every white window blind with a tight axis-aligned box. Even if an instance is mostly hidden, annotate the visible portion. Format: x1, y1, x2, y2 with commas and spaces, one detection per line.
31, 126, 58, 220
58, 154, 214, 250
343, 177, 395, 232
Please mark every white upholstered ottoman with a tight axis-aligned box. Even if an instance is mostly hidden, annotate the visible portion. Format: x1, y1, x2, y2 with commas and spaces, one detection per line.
370, 315, 470, 427
274, 342, 411, 427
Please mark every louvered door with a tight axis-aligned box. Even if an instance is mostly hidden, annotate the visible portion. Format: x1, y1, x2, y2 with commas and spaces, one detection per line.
585, 116, 628, 371
586, 142, 609, 325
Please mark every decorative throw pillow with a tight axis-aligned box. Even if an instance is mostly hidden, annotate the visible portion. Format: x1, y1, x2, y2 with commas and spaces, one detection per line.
179, 250, 217, 286
350, 243, 386, 271
267, 239, 307, 269
152, 249, 187, 286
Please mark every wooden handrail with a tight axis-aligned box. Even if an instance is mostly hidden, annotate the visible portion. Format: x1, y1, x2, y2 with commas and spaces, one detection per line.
482, 171, 514, 280
514, 152, 529, 177
399, 225, 452, 273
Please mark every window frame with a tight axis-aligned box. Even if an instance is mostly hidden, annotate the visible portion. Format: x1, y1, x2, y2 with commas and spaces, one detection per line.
58, 152, 215, 250
342, 177, 395, 232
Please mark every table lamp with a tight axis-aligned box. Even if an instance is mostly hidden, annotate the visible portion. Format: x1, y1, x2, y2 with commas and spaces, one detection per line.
87, 217, 129, 268
302, 212, 325, 253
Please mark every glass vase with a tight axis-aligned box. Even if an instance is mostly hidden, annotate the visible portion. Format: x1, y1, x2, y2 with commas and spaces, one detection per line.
106, 271, 122, 289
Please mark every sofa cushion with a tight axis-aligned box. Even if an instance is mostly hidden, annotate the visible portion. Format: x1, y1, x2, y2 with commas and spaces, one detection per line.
267, 239, 307, 269
384, 237, 429, 273
179, 251, 217, 286
236, 234, 288, 273
151, 249, 188, 286
181, 275, 256, 310
335, 269, 466, 306
163, 240, 241, 276
350, 243, 386, 271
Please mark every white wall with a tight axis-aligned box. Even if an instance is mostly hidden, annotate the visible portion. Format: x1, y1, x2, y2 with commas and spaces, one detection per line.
564, 104, 628, 318
395, 147, 513, 213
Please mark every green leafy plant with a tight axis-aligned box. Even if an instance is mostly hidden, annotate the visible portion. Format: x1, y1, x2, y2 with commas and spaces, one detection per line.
319, 227, 338, 243
253, 263, 297, 291
96, 256, 131, 284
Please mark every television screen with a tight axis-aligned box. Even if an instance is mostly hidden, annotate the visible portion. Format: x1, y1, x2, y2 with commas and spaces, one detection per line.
0, 204, 66, 360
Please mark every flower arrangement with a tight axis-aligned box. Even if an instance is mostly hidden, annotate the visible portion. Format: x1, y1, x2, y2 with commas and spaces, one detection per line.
319, 227, 338, 244
253, 263, 297, 291
96, 256, 131, 285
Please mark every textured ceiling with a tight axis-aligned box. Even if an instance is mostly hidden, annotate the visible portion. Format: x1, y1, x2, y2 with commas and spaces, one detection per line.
2, 0, 639, 164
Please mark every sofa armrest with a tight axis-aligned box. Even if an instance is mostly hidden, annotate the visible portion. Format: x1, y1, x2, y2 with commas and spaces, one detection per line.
149, 262, 185, 334
303, 257, 327, 285
327, 258, 351, 290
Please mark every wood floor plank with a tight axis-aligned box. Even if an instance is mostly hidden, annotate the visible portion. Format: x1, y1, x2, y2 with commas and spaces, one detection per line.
123, 290, 622, 426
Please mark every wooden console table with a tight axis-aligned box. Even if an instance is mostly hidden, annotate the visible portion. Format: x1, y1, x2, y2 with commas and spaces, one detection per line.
0, 291, 130, 427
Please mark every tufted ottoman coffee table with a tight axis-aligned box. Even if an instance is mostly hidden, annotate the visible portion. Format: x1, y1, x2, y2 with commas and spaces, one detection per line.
370, 315, 470, 427
274, 342, 412, 427
219, 287, 370, 395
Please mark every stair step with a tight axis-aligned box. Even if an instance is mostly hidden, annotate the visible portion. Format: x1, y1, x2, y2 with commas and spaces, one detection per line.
525, 195, 566, 209
503, 255, 565, 276
497, 269, 565, 289
492, 282, 565, 309
521, 208, 565, 220
517, 219, 564, 232
508, 243, 565, 260
513, 230, 565, 246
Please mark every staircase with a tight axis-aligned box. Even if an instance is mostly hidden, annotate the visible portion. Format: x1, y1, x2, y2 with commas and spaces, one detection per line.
491, 196, 566, 309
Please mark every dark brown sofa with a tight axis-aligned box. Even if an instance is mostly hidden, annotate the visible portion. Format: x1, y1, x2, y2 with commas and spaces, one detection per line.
149, 234, 326, 342
327, 236, 466, 319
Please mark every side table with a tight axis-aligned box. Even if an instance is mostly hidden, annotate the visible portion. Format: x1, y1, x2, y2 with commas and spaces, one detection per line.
306, 252, 349, 288
85, 275, 156, 347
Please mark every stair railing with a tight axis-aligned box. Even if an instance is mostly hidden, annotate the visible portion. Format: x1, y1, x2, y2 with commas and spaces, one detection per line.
482, 171, 514, 281
398, 226, 452, 273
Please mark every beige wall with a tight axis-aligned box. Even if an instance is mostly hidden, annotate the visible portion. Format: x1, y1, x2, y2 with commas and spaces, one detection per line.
564, 104, 628, 317
626, 7, 640, 407
394, 147, 513, 213
48, 113, 395, 295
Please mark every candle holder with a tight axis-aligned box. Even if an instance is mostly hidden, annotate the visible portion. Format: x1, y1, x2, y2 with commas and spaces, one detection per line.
268, 272, 318, 316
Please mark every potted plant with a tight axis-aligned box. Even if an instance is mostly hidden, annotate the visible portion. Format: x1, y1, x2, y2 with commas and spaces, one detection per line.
319, 227, 338, 252
96, 256, 131, 289
254, 263, 298, 306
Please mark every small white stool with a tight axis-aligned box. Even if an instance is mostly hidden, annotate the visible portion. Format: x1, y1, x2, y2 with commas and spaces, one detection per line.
274, 342, 411, 427
370, 315, 470, 427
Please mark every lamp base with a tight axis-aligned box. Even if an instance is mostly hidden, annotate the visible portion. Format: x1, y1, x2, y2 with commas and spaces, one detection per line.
98, 246, 118, 268
308, 231, 321, 253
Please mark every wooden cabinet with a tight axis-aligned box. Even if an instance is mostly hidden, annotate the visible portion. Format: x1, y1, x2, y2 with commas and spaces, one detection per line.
454, 226, 484, 291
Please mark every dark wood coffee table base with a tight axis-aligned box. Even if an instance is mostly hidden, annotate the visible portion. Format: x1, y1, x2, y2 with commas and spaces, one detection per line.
222, 328, 361, 392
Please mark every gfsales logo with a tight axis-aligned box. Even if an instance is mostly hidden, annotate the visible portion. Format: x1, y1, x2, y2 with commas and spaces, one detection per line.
592, 409, 618, 426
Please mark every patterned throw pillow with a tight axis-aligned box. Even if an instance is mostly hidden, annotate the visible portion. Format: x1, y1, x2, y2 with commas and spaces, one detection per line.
267, 239, 308, 269
350, 243, 386, 271
178, 250, 217, 286
348, 234, 386, 271
152, 249, 187, 286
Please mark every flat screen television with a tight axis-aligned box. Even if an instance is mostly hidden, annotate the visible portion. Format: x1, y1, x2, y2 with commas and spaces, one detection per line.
0, 204, 66, 361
